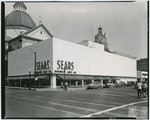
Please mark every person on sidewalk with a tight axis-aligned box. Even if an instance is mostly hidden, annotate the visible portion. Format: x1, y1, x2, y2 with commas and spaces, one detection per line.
142, 81, 148, 98
137, 80, 142, 99
61, 81, 64, 89
64, 81, 68, 91
75, 81, 78, 86
24, 81, 27, 90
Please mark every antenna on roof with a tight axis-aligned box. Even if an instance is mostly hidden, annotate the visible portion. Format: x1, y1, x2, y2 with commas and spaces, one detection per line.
91, 25, 94, 48
39, 16, 42, 25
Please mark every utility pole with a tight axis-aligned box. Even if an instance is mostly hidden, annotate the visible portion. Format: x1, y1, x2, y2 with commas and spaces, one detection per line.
34, 52, 36, 90
64, 67, 66, 84
20, 76, 22, 89
29, 71, 31, 90
91, 25, 94, 48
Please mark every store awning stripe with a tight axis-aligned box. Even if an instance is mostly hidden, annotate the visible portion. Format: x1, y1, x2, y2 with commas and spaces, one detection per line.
57, 75, 86, 80
6, 76, 34, 80
110, 77, 120, 80
104, 76, 113, 80
94, 76, 106, 80
84, 76, 97, 80
57, 75, 110, 81
6, 75, 49, 80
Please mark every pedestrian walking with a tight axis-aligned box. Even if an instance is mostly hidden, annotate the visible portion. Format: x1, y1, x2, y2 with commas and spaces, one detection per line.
75, 81, 78, 86
142, 81, 148, 98
28, 80, 31, 90
137, 80, 142, 99
64, 81, 68, 91
24, 81, 27, 90
61, 81, 64, 89
146, 81, 149, 97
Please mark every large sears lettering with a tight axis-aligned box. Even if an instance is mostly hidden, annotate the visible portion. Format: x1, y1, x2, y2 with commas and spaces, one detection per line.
56, 60, 74, 70
36, 60, 50, 70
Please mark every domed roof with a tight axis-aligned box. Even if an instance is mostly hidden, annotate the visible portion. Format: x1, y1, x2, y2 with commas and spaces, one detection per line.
5, 2, 36, 30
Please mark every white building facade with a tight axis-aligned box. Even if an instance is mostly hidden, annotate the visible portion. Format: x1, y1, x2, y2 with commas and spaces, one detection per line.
8, 37, 137, 88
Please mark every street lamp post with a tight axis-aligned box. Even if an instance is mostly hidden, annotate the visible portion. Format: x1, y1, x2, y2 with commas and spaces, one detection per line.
64, 67, 69, 91
64, 67, 66, 85
29, 71, 31, 90
34, 52, 36, 90
64, 67, 67, 90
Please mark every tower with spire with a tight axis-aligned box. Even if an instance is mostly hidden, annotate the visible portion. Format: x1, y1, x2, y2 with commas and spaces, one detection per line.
94, 26, 109, 51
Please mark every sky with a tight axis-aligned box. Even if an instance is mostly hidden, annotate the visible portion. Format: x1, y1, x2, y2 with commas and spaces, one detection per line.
5, 1, 147, 60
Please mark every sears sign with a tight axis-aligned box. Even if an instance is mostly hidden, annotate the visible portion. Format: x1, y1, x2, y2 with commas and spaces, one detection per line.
36, 60, 51, 74
55, 60, 76, 74
57, 60, 74, 70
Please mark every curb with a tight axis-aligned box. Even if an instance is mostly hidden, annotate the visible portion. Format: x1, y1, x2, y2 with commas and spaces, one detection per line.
6, 86, 87, 91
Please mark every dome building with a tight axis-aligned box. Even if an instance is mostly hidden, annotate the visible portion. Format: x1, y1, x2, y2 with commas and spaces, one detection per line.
5, 2, 53, 52
5, 2, 36, 39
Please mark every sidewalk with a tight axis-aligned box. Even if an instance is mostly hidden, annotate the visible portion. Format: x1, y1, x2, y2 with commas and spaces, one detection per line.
36, 86, 87, 91
5, 86, 87, 91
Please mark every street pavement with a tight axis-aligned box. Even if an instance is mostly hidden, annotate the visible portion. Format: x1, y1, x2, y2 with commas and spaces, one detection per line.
5, 86, 148, 119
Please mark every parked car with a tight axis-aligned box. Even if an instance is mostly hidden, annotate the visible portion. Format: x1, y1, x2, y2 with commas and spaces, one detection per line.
114, 83, 122, 87
105, 81, 114, 88
86, 81, 103, 89
126, 81, 135, 87
115, 81, 126, 87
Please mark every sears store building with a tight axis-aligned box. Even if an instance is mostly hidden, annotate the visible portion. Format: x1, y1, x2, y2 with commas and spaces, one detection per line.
6, 2, 137, 88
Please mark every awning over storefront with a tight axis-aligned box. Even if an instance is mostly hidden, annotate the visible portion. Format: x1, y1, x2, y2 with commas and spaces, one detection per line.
6, 76, 34, 80
94, 76, 106, 80
6, 75, 49, 80
103, 76, 113, 80
110, 77, 120, 80
57, 75, 110, 81
7, 74, 124, 81
57, 75, 86, 80
84, 76, 97, 80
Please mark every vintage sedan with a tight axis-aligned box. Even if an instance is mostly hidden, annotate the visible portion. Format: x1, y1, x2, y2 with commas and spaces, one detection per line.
86, 81, 103, 89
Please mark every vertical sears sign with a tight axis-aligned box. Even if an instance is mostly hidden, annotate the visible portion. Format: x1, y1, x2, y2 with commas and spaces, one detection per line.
36, 60, 51, 74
